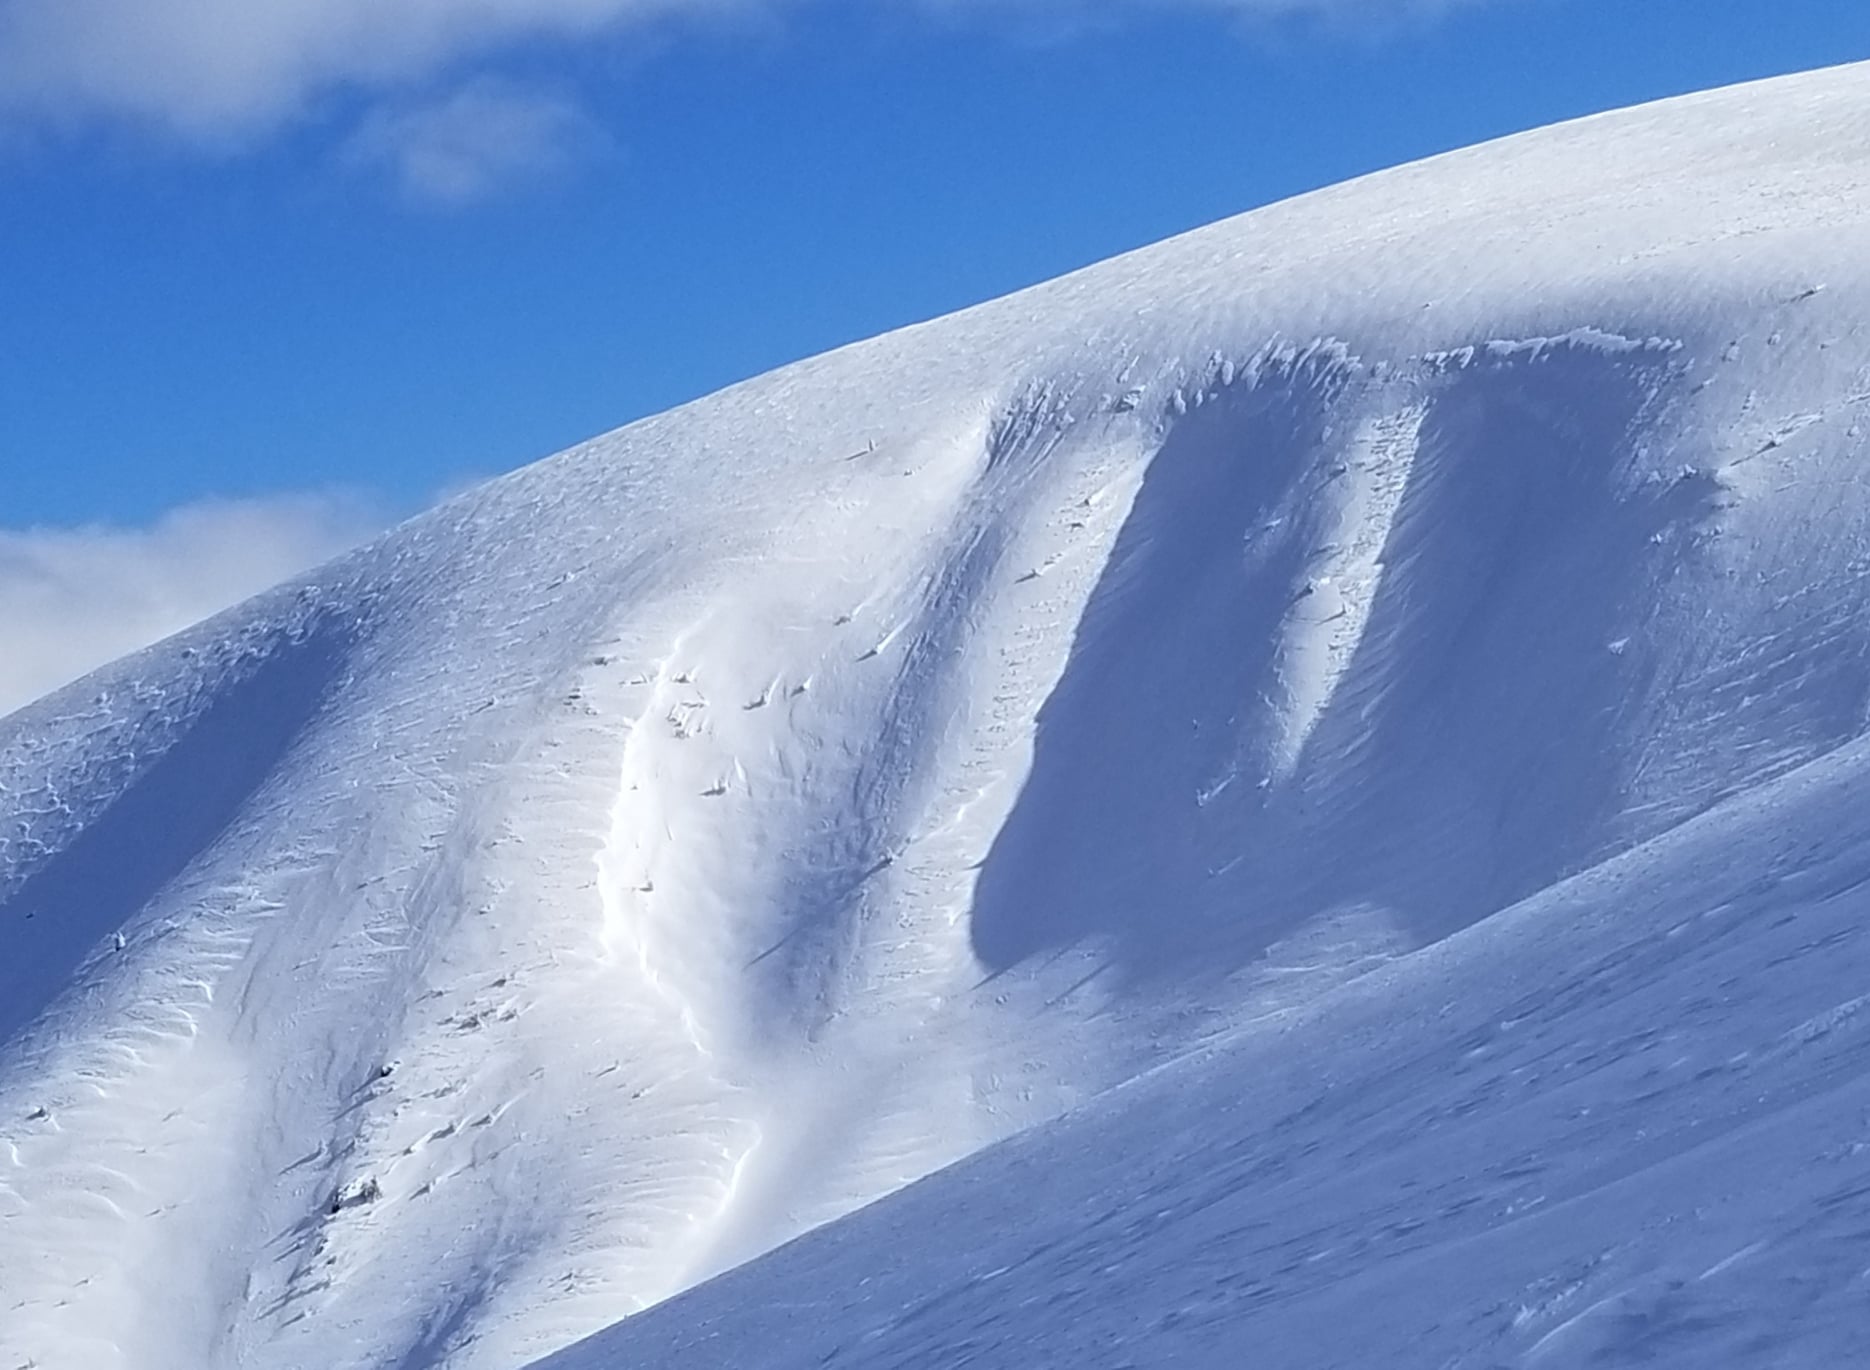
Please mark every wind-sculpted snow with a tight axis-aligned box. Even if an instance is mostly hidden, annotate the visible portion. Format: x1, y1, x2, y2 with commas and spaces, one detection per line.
543, 728, 1870, 1370
8, 59, 1870, 1370
0, 606, 357, 1049
970, 337, 1715, 977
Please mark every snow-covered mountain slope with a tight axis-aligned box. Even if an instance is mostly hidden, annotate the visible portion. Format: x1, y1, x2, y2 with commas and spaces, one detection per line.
8, 59, 1870, 1370
547, 725, 1870, 1370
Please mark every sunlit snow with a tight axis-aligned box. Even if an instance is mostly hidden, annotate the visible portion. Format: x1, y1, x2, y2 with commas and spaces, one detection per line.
8, 60, 1870, 1370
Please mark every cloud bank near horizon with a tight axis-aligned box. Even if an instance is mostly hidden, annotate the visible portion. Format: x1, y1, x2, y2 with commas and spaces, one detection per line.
0, 494, 382, 719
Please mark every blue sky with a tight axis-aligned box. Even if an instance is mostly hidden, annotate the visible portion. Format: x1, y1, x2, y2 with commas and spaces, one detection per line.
4, 0, 1869, 528
1, 0, 1868, 711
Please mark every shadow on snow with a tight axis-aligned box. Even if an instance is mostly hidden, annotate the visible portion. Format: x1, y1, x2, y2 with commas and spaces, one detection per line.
969, 339, 1725, 983
0, 615, 354, 1049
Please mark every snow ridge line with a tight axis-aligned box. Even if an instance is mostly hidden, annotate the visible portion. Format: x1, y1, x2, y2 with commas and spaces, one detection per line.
594, 621, 764, 1302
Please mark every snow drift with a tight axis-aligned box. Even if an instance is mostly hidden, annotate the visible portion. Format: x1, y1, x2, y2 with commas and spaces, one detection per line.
8, 60, 1870, 1370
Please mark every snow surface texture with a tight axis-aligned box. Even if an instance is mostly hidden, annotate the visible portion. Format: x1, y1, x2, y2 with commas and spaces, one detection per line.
8, 61, 1870, 1370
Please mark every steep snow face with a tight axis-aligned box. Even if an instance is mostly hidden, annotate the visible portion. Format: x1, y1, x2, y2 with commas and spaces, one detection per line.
546, 726, 1870, 1370
7, 60, 1870, 1370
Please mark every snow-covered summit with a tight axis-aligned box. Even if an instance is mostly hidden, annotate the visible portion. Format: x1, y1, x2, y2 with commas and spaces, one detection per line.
9, 60, 1870, 1370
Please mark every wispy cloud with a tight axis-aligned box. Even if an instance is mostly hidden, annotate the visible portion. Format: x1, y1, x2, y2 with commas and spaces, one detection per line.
0, 0, 1503, 149
0, 0, 699, 143
1159, 0, 1489, 12
341, 80, 611, 205
1163, 0, 1499, 33
0, 493, 381, 718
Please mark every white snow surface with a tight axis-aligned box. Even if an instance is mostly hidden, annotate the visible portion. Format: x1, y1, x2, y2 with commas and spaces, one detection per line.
10, 61, 1870, 1370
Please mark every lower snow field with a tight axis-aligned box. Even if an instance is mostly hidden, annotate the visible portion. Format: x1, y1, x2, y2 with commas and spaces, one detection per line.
9, 59, 1870, 1370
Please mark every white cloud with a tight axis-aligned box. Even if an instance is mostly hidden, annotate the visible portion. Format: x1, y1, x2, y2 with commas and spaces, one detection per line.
0, 0, 703, 142
342, 81, 610, 204
0, 0, 1503, 146
0, 493, 381, 718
